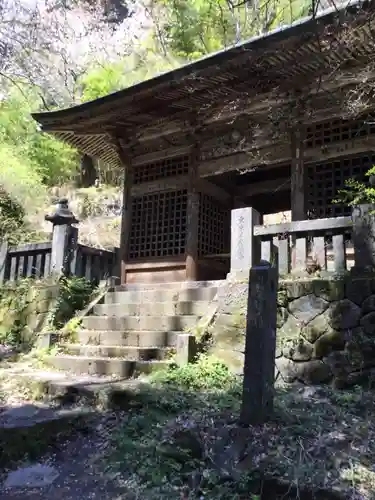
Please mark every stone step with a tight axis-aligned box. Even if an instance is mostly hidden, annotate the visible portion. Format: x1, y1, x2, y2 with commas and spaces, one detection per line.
61, 343, 171, 360
94, 300, 211, 317
115, 280, 225, 291
81, 314, 199, 332
0, 403, 95, 468
77, 329, 179, 347
105, 286, 218, 304
45, 354, 169, 377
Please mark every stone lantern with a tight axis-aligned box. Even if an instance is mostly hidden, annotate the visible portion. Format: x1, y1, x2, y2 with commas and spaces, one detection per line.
45, 199, 78, 276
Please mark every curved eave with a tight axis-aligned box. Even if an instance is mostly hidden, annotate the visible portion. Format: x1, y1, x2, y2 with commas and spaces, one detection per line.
31, 0, 374, 168
32, 0, 367, 127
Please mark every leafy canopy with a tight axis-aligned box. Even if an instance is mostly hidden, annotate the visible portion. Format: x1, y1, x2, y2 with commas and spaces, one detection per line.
0, 90, 77, 186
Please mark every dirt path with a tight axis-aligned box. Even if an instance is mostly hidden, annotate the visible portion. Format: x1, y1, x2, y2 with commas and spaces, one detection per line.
0, 414, 129, 500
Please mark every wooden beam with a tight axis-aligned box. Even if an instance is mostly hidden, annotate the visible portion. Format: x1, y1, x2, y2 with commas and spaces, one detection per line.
133, 146, 192, 166
199, 135, 375, 178
185, 145, 200, 281
114, 139, 134, 285
131, 175, 189, 196
198, 148, 289, 177
197, 179, 232, 204
254, 215, 352, 237
234, 177, 290, 198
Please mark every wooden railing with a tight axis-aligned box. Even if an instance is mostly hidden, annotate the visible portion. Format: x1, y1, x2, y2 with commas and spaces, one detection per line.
74, 244, 116, 283
0, 239, 116, 285
254, 216, 354, 274
0, 241, 52, 283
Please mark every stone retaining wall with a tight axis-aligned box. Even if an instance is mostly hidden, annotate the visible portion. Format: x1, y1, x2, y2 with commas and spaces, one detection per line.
0, 283, 60, 343
207, 275, 375, 387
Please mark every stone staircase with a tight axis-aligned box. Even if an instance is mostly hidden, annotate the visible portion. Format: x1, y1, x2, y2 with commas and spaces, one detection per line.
46, 281, 223, 377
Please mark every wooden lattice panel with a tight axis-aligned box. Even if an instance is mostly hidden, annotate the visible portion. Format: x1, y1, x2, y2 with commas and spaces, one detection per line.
129, 190, 188, 259
307, 153, 373, 218
306, 115, 375, 148
133, 155, 189, 185
198, 194, 230, 256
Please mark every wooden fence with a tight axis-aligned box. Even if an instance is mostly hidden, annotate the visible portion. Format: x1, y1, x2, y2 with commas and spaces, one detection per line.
254, 215, 355, 274
74, 244, 116, 283
230, 205, 375, 277
0, 239, 116, 285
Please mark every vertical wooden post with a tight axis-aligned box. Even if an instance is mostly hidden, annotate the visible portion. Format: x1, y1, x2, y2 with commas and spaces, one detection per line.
116, 142, 133, 285
45, 199, 78, 277
240, 261, 278, 426
290, 128, 305, 221
0, 240, 9, 284
186, 144, 200, 281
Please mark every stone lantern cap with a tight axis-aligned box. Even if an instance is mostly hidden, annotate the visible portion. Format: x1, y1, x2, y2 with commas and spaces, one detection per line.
45, 198, 78, 226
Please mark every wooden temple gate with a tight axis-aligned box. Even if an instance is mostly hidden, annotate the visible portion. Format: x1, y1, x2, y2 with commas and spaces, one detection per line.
32, 2, 375, 284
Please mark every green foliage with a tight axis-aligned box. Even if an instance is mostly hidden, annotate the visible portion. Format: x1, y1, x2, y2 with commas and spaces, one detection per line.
0, 278, 34, 347
109, 355, 242, 497
0, 90, 77, 186
79, 49, 179, 102
47, 276, 96, 330
60, 316, 82, 343
0, 190, 26, 245
149, 354, 237, 391
334, 165, 375, 207
156, 0, 311, 61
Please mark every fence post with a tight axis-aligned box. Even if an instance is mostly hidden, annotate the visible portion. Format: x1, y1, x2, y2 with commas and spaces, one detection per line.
229, 207, 261, 280
45, 199, 78, 277
0, 240, 8, 284
351, 203, 375, 272
240, 260, 278, 426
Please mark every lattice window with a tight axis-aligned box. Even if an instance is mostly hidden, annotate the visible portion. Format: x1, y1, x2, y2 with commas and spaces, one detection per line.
198, 194, 230, 256
133, 155, 189, 184
129, 190, 188, 259
307, 153, 373, 218
306, 115, 375, 149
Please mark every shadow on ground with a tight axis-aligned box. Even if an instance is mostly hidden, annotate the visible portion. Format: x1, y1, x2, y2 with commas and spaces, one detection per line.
1, 369, 375, 499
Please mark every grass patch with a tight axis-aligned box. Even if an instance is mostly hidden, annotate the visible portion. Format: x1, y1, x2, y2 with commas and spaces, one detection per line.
106, 355, 375, 499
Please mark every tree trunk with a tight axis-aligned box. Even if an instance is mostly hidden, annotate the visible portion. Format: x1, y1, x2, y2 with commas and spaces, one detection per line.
80, 154, 97, 187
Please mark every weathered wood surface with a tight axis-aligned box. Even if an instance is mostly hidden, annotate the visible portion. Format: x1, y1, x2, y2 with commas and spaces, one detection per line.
251, 213, 356, 275
241, 261, 278, 426
290, 128, 305, 221
186, 144, 200, 281
75, 244, 115, 284
199, 135, 375, 179
118, 147, 134, 284
0, 241, 52, 283
254, 216, 352, 237
131, 175, 188, 196
197, 178, 231, 204
0, 232, 116, 286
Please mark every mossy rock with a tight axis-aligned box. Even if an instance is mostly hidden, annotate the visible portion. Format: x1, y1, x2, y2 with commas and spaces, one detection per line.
277, 289, 288, 307
313, 329, 346, 358
313, 278, 345, 302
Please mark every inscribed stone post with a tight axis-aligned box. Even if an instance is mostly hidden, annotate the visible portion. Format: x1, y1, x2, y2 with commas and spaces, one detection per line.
240, 261, 278, 425
229, 207, 261, 280
45, 199, 78, 276
351, 204, 375, 271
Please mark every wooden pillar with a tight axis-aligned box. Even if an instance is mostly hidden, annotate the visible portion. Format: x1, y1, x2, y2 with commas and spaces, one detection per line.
116, 142, 134, 284
290, 128, 305, 221
185, 144, 200, 281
